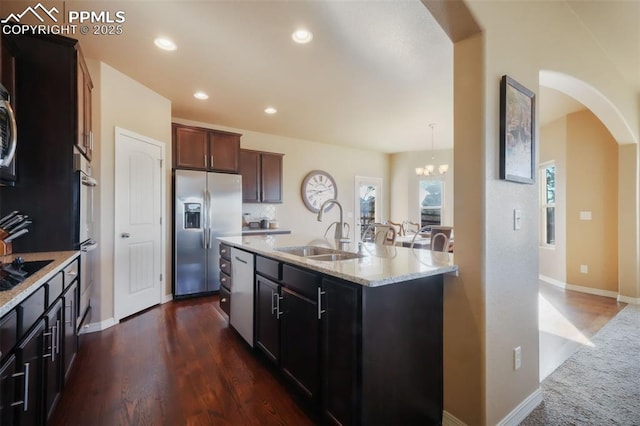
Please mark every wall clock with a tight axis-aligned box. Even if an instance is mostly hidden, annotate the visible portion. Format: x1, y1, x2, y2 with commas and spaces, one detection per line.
301, 170, 338, 213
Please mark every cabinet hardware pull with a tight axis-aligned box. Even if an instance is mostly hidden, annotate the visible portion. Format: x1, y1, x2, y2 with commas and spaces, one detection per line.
210, 155, 214, 167
66, 302, 74, 325
11, 362, 29, 411
221, 298, 227, 303
221, 277, 226, 283
56, 319, 61, 355
221, 263, 227, 268
317, 288, 326, 319
235, 256, 247, 264
271, 291, 277, 314
204, 154, 207, 167
276, 294, 284, 319
221, 249, 226, 254
121, 233, 131, 238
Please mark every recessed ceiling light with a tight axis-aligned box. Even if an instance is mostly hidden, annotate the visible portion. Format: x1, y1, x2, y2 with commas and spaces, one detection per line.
291, 29, 313, 44
194, 92, 209, 100
264, 107, 277, 115
154, 37, 177, 51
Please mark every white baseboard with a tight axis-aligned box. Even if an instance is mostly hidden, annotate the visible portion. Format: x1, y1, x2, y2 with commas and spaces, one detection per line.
497, 387, 543, 426
617, 295, 640, 305
80, 317, 117, 334
539, 275, 618, 299
443, 410, 467, 426
162, 293, 173, 304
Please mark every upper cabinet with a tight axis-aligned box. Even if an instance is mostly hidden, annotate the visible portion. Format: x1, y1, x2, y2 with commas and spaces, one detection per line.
240, 149, 283, 203
75, 49, 93, 162
172, 123, 240, 173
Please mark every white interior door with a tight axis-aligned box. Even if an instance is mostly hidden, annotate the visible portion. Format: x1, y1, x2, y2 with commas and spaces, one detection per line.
354, 176, 383, 242
114, 127, 165, 321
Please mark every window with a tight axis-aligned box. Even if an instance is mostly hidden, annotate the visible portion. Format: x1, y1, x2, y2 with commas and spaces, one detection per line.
539, 163, 555, 246
419, 179, 443, 227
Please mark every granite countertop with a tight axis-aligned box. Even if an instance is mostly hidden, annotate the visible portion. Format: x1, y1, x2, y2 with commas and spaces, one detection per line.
217, 234, 458, 287
0, 251, 80, 317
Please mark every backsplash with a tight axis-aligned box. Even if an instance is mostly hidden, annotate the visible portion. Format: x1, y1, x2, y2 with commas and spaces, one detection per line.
242, 204, 278, 221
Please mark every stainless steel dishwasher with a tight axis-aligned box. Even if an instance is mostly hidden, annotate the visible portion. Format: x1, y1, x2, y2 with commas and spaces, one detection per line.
230, 247, 255, 347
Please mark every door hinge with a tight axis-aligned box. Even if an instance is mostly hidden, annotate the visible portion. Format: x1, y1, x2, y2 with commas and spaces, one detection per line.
160, 273, 163, 281
160, 159, 163, 168
160, 216, 162, 225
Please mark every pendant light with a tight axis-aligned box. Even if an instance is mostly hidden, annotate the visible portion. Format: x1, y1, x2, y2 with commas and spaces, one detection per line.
415, 123, 449, 176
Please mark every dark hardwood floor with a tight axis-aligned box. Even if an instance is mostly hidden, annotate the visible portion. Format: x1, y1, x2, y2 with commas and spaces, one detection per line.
50, 296, 316, 426
50, 284, 627, 424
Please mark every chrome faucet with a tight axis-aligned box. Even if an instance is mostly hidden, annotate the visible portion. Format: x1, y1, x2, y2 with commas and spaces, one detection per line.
317, 199, 350, 250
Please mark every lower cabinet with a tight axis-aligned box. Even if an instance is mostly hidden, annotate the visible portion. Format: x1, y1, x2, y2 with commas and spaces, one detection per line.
62, 281, 78, 382
0, 354, 17, 425
255, 275, 280, 363
16, 319, 46, 426
0, 256, 81, 424
44, 299, 63, 421
322, 277, 360, 426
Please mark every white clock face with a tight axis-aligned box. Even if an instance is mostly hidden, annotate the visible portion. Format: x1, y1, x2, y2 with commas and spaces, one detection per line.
302, 171, 338, 213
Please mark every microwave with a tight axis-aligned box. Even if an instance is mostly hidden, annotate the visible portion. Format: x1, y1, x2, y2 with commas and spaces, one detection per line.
0, 83, 17, 185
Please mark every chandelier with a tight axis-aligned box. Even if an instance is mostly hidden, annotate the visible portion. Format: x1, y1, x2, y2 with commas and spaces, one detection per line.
415, 123, 449, 176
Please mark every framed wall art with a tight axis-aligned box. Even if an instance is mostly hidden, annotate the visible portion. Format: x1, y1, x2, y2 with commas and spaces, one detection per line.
499, 75, 536, 184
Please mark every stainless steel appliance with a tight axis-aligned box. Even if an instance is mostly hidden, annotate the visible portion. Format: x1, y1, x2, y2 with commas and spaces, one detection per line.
174, 170, 242, 297
75, 152, 98, 326
230, 247, 254, 346
0, 82, 18, 184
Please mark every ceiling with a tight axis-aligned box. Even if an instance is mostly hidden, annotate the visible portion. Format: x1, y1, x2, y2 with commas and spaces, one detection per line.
1, 1, 637, 153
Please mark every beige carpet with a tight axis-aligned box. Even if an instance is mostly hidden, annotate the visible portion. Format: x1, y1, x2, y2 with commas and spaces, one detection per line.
521, 304, 640, 425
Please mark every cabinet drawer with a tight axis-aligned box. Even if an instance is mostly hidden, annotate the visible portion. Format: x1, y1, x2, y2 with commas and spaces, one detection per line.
219, 258, 231, 276
18, 286, 46, 336
219, 286, 231, 316
46, 272, 64, 305
256, 256, 281, 281
63, 258, 79, 286
283, 264, 321, 300
220, 243, 232, 261
220, 272, 232, 291
0, 310, 17, 360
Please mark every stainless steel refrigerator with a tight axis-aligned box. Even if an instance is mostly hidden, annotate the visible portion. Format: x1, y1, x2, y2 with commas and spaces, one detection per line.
174, 170, 242, 297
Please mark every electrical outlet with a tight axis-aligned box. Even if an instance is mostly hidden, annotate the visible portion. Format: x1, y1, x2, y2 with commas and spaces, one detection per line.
580, 264, 588, 274
514, 346, 522, 370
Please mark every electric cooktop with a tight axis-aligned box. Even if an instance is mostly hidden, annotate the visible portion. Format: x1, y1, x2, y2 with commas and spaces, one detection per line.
0, 258, 54, 291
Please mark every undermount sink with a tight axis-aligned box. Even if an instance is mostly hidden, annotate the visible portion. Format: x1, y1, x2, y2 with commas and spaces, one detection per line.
275, 246, 363, 261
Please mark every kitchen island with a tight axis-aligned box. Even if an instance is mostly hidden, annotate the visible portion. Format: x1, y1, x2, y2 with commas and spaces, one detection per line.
217, 234, 457, 426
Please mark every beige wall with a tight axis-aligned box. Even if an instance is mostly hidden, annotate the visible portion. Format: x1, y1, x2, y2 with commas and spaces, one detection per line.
618, 144, 640, 301
566, 110, 618, 292
389, 149, 454, 226
173, 118, 390, 242
539, 116, 567, 283
87, 60, 172, 323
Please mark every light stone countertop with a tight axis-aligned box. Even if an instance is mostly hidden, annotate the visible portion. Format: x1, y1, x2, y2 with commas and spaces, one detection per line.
0, 251, 80, 317
217, 234, 458, 287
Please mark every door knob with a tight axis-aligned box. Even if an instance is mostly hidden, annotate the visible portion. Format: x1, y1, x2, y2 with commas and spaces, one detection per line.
121, 233, 131, 238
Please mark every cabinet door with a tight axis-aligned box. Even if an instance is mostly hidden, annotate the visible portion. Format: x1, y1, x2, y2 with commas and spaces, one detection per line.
240, 150, 260, 202
255, 276, 280, 363
44, 300, 63, 422
0, 354, 16, 426
62, 281, 78, 383
208, 131, 239, 173
322, 278, 360, 426
173, 126, 207, 169
280, 287, 319, 400
261, 153, 283, 203
16, 319, 45, 426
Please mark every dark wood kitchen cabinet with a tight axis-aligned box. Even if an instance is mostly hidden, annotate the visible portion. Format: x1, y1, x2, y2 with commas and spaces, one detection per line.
15, 319, 45, 426
62, 281, 78, 382
240, 149, 283, 203
172, 123, 241, 173
76, 52, 93, 161
0, 354, 17, 425
44, 300, 63, 422
255, 274, 281, 363
0, 31, 90, 252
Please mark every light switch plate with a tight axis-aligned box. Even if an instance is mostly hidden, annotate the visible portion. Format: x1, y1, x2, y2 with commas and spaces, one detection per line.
579, 211, 592, 220
513, 209, 522, 230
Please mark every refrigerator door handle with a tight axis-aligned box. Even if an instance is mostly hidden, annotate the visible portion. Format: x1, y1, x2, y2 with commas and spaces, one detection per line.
202, 189, 207, 248
206, 190, 213, 248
